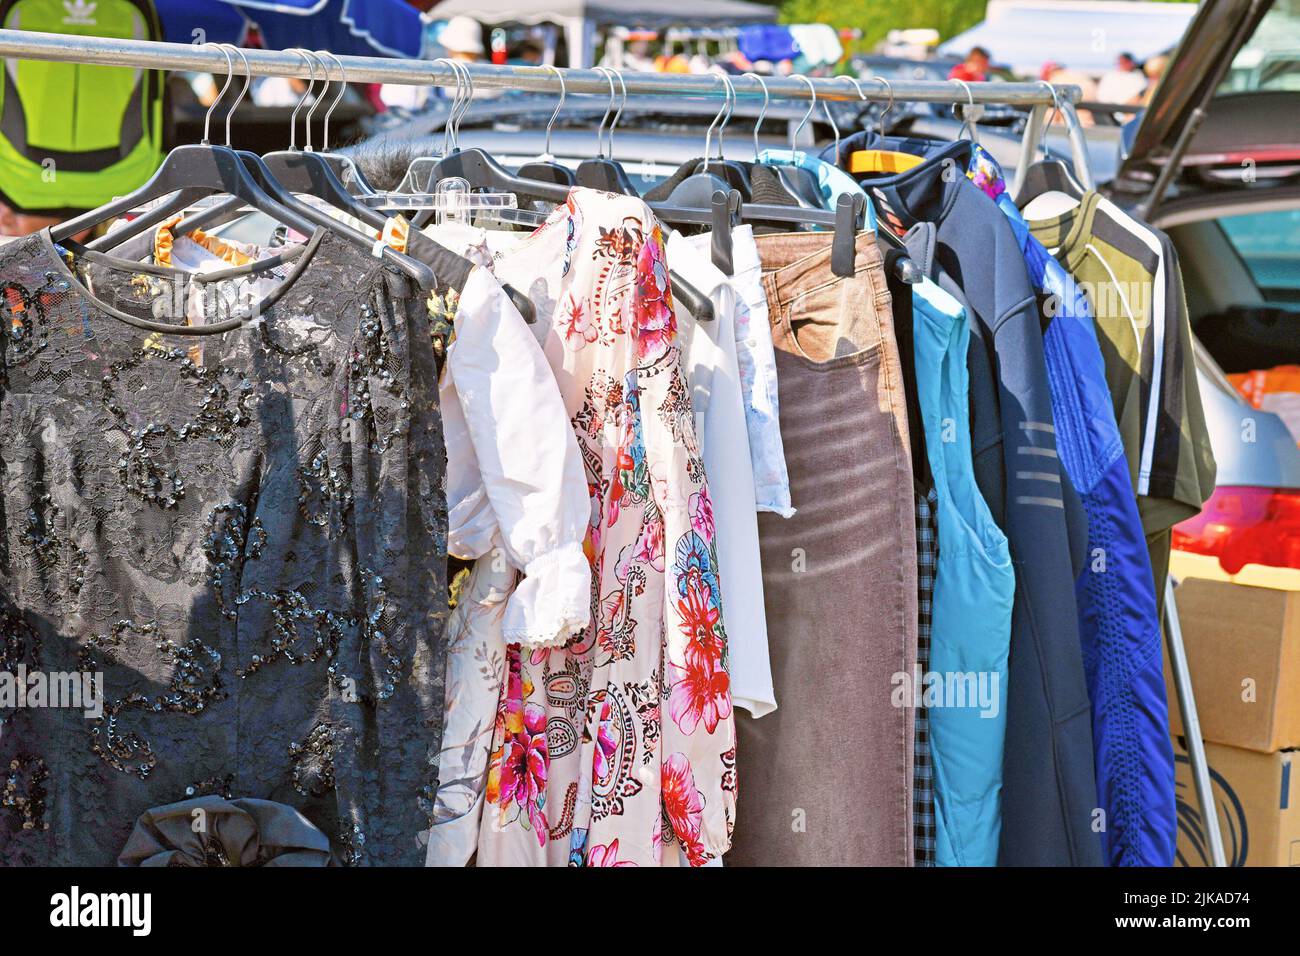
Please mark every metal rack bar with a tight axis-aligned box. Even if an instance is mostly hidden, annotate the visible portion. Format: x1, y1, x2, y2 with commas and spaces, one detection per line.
1165, 576, 1227, 867
0, 28, 1080, 105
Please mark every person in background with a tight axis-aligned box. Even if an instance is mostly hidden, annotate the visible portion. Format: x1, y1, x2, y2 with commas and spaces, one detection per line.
382, 15, 484, 110
1042, 64, 1099, 125
1134, 53, 1169, 106
0, 204, 85, 239
948, 46, 990, 82
1097, 51, 1148, 105
440, 16, 486, 63
623, 39, 656, 73
509, 38, 544, 66
252, 75, 311, 108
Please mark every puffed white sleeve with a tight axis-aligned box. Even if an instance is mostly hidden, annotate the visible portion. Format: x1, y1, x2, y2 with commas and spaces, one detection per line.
445, 266, 592, 647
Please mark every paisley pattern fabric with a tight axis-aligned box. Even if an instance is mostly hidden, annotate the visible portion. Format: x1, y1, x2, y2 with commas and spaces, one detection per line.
471, 188, 738, 867
0, 229, 447, 866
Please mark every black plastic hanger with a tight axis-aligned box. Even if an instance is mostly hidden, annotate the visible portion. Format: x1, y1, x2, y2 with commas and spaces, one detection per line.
516, 65, 577, 189
738, 70, 821, 209
1006, 83, 1083, 207
574, 68, 641, 195
1014, 158, 1087, 208
1013, 84, 1088, 208
658, 74, 752, 204
406, 59, 575, 231
310, 49, 378, 196
711, 189, 741, 275
217, 46, 434, 288
418, 147, 574, 204
167, 49, 381, 237
87, 47, 357, 249
262, 52, 388, 223
53, 44, 317, 244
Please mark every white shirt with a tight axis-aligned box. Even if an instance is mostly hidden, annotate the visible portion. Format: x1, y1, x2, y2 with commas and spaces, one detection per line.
667, 230, 777, 718
440, 263, 592, 647
677, 225, 794, 517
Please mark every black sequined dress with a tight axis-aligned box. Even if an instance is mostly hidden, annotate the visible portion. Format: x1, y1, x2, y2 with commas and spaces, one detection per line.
0, 228, 448, 865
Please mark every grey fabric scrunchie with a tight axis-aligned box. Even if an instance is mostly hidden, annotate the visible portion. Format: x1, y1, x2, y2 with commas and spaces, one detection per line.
118, 796, 333, 867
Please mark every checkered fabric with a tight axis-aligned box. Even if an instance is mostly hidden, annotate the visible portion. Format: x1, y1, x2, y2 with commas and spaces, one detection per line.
914, 485, 938, 866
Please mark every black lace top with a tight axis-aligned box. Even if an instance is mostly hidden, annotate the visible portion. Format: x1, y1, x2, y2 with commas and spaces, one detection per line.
0, 228, 448, 865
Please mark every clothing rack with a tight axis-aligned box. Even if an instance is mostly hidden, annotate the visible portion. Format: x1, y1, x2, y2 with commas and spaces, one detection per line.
0, 28, 1093, 190
0, 26, 1222, 868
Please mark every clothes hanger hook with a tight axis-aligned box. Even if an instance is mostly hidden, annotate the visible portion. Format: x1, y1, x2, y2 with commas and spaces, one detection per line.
1034, 80, 1063, 158
870, 75, 895, 137
840, 74, 867, 101
717, 72, 736, 159
542, 64, 565, 161
593, 66, 616, 159
703, 72, 734, 169
819, 78, 857, 163
286, 48, 319, 152
451, 59, 475, 150
742, 71, 769, 162
608, 68, 627, 159
302, 51, 329, 152
949, 78, 978, 141
790, 74, 816, 154
318, 50, 348, 153
201, 42, 235, 146
822, 101, 839, 163
433, 58, 462, 155
221, 44, 253, 149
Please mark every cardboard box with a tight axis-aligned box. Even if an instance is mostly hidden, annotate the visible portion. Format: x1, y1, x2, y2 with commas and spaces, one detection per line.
1174, 739, 1299, 867
1165, 571, 1300, 753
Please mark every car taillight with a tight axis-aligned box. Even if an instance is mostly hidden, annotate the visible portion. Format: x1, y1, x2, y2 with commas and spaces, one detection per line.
1172, 485, 1300, 574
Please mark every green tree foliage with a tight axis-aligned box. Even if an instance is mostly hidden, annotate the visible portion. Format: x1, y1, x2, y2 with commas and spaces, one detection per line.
779, 0, 990, 49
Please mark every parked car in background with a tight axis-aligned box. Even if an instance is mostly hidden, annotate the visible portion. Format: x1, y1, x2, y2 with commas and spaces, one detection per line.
1104, 0, 1300, 573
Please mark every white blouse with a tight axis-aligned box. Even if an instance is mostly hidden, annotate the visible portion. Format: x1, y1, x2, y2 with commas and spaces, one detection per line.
440, 264, 592, 647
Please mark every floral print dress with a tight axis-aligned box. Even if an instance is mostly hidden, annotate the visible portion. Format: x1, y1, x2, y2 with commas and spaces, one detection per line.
471, 188, 738, 866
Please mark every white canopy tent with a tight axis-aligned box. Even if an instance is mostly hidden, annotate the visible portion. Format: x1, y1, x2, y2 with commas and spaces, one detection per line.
427, 0, 777, 68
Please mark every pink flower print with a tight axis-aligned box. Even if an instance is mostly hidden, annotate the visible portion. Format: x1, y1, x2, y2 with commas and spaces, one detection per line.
688, 489, 715, 543
632, 227, 677, 359
498, 701, 549, 843
560, 291, 597, 349
592, 698, 618, 783
668, 643, 732, 736
587, 839, 638, 867
631, 513, 665, 572
662, 753, 709, 866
